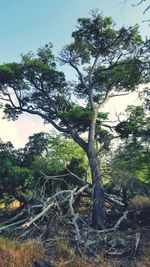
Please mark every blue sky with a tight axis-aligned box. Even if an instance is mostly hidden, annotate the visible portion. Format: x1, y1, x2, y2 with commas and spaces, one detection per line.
0, 0, 149, 147
0, 0, 149, 64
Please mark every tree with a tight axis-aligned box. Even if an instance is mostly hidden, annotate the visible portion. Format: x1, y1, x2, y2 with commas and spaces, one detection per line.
0, 140, 33, 204
109, 137, 150, 203
0, 12, 149, 228
22, 132, 50, 167
110, 103, 150, 201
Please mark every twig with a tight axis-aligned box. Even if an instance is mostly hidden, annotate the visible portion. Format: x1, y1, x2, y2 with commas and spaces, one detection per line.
65, 167, 92, 187
0, 219, 27, 231
114, 211, 128, 231
96, 211, 129, 234
134, 232, 141, 255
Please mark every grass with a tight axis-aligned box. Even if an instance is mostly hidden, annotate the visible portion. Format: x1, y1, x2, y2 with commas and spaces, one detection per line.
53, 239, 114, 267
0, 235, 150, 267
0, 237, 45, 267
1, 236, 149, 267
136, 257, 150, 267
0, 237, 115, 267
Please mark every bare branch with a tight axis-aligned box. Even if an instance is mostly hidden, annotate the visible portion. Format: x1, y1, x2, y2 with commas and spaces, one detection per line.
69, 192, 81, 243
22, 202, 56, 229
110, 92, 130, 98
101, 124, 115, 132
0, 219, 27, 231
21, 185, 89, 229
69, 61, 87, 88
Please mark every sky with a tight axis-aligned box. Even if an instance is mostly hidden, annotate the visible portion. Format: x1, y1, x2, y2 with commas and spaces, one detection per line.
0, 0, 149, 148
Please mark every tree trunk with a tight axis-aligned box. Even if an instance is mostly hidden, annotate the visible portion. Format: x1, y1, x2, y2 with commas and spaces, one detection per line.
87, 149, 106, 229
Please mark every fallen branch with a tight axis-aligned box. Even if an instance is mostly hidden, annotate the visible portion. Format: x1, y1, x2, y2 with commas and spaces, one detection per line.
21, 202, 56, 229
104, 193, 125, 211
0, 208, 27, 226
0, 218, 27, 231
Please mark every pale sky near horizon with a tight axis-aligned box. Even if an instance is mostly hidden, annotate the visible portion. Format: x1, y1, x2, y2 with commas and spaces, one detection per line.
0, 0, 149, 148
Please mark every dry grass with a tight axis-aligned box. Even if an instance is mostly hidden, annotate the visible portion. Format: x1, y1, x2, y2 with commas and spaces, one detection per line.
136, 257, 150, 267
135, 242, 150, 267
56, 255, 114, 267
0, 237, 45, 267
0, 237, 115, 267
0, 234, 150, 267
53, 240, 114, 267
130, 195, 150, 209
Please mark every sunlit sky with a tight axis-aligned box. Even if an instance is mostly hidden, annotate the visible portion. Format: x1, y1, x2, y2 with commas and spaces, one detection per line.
0, 0, 149, 148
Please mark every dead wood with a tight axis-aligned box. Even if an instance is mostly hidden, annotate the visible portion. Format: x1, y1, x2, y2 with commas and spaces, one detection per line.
134, 232, 141, 255
104, 193, 125, 211
21, 202, 56, 229
113, 211, 128, 231
0, 218, 28, 231
1, 182, 150, 263
1, 208, 27, 226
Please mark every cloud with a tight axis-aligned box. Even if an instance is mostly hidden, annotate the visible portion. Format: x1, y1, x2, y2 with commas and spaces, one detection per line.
0, 111, 52, 148
103, 91, 140, 115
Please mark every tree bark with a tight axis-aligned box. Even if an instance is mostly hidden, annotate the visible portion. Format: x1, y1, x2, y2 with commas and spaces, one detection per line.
87, 149, 106, 229
69, 108, 106, 229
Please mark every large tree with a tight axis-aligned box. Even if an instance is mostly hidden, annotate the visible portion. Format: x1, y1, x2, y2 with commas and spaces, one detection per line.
0, 13, 149, 228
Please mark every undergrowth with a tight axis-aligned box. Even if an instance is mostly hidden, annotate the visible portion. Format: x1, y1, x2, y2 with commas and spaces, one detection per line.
0, 236, 150, 267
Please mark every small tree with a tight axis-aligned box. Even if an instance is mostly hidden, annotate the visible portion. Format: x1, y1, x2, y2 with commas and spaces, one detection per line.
0, 13, 149, 228
0, 140, 33, 204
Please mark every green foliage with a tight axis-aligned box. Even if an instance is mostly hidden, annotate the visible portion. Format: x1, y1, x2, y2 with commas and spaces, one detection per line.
0, 63, 22, 85
109, 119, 150, 196
0, 13, 148, 129
31, 134, 88, 193
94, 58, 142, 93
115, 105, 150, 140
71, 15, 141, 60
60, 106, 93, 132
0, 132, 89, 203
139, 87, 150, 117
0, 139, 34, 203
22, 132, 50, 167
106, 96, 150, 196
95, 127, 113, 150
